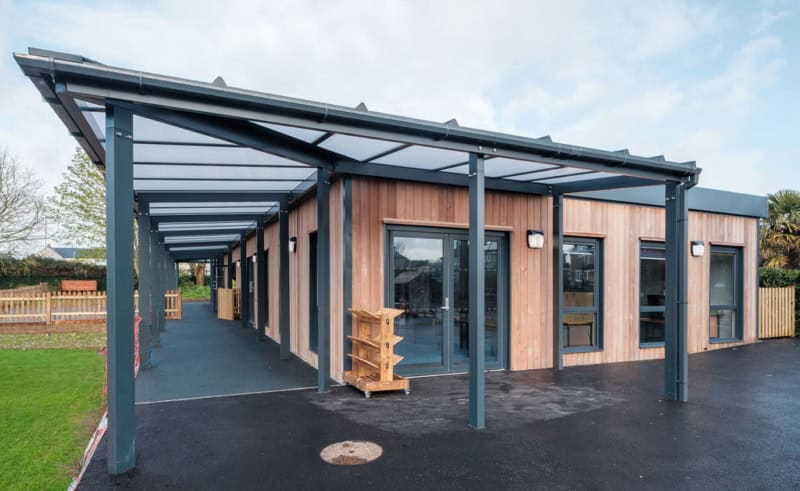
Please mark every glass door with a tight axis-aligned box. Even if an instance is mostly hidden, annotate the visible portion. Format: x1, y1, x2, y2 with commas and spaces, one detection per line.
450, 236, 502, 368
247, 256, 255, 327
391, 235, 445, 369
388, 227, 506, 375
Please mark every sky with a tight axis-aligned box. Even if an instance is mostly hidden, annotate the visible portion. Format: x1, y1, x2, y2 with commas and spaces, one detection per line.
0, 0, 798, 198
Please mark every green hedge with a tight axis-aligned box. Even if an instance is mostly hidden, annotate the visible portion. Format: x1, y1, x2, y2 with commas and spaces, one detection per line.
0, 256, 106, 290
760, 267, 800, 336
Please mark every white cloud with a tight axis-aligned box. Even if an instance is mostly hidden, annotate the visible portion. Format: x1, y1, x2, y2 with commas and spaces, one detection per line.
0, 0, 792, 198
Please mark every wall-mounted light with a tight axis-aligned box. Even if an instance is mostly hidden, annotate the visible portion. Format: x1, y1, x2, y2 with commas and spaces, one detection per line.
691, 240, 705, 257
289, 237, 297, 253
527, 229, 545, 249
251, 256, 257, 263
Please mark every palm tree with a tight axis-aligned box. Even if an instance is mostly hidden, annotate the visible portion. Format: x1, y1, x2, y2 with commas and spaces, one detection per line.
761, 189, 800, 269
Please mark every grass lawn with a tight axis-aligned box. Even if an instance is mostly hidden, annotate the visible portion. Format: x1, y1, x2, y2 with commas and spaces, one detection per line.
181, 283, 210, 300
0, 346, 105, 490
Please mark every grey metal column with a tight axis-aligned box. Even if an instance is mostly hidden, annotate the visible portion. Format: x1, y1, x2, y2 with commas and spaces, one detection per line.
552, 193, 564, 370
279, 198, 291, 360
256, 223, 267, 341
240, 233, 249, 329
136, 203, 152, 369
664, 182, 689, 402
227, 250, 233, 288
342, 177, 353, 371
209, 258, 216, 312
105, 104, 136, 474
316, 168, 331, 392
149, 226, 163, 344
468, 153, 486, 429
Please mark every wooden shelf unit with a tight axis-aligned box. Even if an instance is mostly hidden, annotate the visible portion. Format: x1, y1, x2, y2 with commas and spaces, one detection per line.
343, 308, 410, 398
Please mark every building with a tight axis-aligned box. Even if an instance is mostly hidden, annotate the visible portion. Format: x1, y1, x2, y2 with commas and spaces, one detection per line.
35, 245, 107, 266
14, 48, 767, 475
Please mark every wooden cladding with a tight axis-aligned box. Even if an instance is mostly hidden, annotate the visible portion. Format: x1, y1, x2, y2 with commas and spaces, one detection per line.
562, 198, 759, 367
759, 287, 796, 338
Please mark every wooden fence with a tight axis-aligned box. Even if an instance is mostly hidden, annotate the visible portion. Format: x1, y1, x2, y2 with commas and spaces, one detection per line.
0, 283, 49, 298
759, 287, 796, 339
0, 289, 182, 325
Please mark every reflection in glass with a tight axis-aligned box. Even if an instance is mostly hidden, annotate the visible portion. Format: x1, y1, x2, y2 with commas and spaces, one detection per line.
451, 239, 499, 365
640, 311, 665, 344
640, 244, 666, 344
710, 249, 739, 341
562, 240, 600, 349
393, 237, 444, 366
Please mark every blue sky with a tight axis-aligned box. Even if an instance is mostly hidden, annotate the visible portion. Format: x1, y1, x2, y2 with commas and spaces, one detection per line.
0, 0, 797, 196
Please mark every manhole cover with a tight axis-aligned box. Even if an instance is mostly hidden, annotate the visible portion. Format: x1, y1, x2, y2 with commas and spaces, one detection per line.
320, 440, 383, 465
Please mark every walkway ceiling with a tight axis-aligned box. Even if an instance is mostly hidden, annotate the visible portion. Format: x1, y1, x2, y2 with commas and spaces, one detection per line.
15, 47, 701, 260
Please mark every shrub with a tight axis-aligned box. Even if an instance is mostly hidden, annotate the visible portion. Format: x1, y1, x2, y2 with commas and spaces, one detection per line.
0, 255, 106, 290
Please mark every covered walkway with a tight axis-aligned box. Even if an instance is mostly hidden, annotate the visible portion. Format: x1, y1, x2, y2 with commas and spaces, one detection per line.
136, 302, 319, 403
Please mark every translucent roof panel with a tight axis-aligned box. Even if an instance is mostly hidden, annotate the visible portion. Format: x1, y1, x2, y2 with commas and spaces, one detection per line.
133, 144, 310, 166
134, 116, 232, 145
372, 145, 468, 169
318, 133, 403, 161
164, 234, 240, 243
133, 179, 307, 192
158, 221, 256, 231
82, 110, 105, 140
442, 164, 469, 175
151, 201, 276, 209
134, 164, 316, 181
169, 245, 228, 251
150, 207, 270, 215
505, 167, 577, 182
538, 171, 618, 184
484, 158, 558, 178
255, 122, 327, 143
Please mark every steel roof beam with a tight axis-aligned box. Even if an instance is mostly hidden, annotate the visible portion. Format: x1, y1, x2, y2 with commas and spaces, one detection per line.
555, 176, 662, 194
109, 101, 338, 170
334, 160, 551, 195
152, 214, 264, 224
138, 191, 291, 204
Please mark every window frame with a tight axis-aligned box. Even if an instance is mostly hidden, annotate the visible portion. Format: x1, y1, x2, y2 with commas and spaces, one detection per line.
561, 236, 603, 353
708, 245, 744, 343
639, 241, 666, 348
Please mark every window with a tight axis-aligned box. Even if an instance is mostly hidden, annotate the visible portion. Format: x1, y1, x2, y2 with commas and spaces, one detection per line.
562, 238, 602, 350
639, 242, 665, 345
709, 246, 742, 342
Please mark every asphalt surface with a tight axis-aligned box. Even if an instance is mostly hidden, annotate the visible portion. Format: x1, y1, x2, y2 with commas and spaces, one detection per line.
83, 335, 800, 490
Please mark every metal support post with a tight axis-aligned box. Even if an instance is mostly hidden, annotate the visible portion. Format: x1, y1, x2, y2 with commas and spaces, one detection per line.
256, 223, 267, 341
136, 203, 152, 368
552, 193, 564, 370
316, 169, 331, 392
240, 233, 249, 329
279, 199, 291, 360
664, 182, 689, 402
468, 153, 485, 429
105, 104, 136, 474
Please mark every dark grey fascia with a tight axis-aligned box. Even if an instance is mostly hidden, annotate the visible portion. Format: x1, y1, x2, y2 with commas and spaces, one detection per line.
571, 186, 768, 218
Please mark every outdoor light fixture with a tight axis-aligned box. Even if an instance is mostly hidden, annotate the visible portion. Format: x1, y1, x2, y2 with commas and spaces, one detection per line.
252, 256, 256, 263
691, 240, 705, 257
289, 237, 297, 253
527, 230, 545, 249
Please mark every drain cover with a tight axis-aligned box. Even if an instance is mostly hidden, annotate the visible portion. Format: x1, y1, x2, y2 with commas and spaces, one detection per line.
320, 440, 383, 465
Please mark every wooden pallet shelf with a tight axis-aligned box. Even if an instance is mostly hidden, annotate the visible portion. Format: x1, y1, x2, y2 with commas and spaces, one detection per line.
343, 307, 410, 398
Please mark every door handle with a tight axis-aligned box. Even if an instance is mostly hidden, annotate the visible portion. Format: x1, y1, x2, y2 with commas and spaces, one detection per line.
441, 296, 449, 311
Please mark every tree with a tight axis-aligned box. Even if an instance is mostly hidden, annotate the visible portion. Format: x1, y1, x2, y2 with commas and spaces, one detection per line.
193, 263, 206, 286
0, 148, 45, 255
49, 148, 106, 248
761, 189, 800, 269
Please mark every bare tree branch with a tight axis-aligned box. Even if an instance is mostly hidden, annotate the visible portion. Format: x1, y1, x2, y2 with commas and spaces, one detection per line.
0, 148, 45, 255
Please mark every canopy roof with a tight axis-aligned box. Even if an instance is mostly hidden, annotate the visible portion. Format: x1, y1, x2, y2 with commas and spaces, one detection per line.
15, 47, 700, 258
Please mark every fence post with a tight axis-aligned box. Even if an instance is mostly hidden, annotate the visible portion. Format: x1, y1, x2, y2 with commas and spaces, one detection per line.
45, 292, 52, 325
